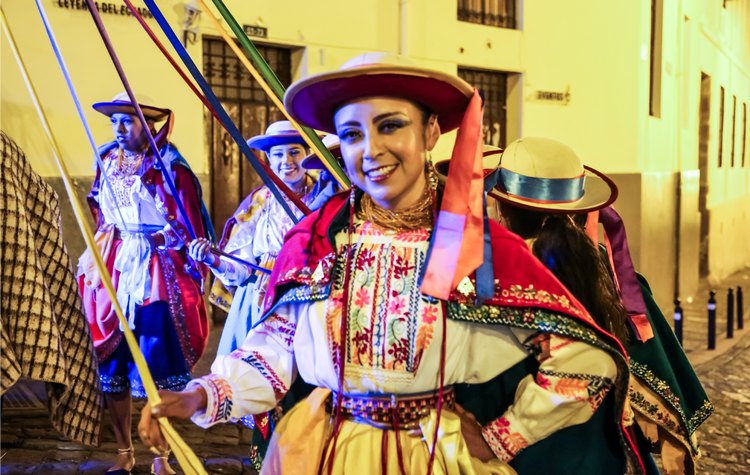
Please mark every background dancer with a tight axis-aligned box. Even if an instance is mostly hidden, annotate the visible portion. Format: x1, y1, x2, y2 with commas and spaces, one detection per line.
188, 120, 322, 469
194, 121, 320, 355
490, 136, 711, 474
77, 93, 212, 475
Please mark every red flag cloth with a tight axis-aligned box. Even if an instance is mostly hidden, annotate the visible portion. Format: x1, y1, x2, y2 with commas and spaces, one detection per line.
421, 89, 484, 300
585, 210, 599, 244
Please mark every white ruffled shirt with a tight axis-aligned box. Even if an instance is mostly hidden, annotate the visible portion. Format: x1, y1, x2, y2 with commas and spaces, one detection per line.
98, 153, 169, 325
212, 186, 311, 287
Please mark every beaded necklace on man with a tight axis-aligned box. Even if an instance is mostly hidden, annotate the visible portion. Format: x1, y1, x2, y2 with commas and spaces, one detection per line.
113, 147, 144, 177
109, 147, 145, 207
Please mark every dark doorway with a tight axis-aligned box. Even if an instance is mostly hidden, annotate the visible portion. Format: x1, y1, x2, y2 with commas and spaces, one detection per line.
203, 37, 292, 233
698, 72, 711, 278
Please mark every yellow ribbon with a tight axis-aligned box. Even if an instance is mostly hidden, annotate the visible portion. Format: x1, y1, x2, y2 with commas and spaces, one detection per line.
1, 8, 206, 474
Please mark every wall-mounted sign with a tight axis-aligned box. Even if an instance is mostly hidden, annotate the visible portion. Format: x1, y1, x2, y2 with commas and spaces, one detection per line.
243, 24, 268, 38
54, 0, 154, 19
534, 88, 571, 105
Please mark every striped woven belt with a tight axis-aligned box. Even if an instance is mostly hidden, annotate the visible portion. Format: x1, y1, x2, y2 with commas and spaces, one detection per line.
327, 387, 456, 431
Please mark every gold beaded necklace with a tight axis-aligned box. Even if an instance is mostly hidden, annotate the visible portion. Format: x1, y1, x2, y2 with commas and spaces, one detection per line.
115, 147, 144, 177
357, 167, 437, 232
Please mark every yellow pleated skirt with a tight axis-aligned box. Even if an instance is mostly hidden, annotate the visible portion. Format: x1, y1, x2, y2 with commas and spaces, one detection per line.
260, 388, 516, 475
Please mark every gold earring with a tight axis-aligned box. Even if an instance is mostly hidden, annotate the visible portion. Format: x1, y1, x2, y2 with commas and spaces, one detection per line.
425, 160, 438, 191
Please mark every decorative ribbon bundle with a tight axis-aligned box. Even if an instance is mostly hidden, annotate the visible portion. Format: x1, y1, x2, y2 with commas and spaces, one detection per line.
1, 5, 207, 472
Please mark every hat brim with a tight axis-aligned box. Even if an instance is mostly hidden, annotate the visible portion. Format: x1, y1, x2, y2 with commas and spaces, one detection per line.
92, 102, 170, 121
284, 65, 474, 134
434, 148, 503, 181
434, 159, 496, 181
492, 165, 618, 214
301, 144, 343, 170
247, 134, 308, 152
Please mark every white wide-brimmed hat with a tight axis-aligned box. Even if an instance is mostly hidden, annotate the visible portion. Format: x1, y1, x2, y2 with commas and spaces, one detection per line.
301, 134, 343, 170
246, 120, 310, 152
92, 91, 169, 121
434, 144, 503, 182
284, 52, 474, 134
493, 137, 617, 213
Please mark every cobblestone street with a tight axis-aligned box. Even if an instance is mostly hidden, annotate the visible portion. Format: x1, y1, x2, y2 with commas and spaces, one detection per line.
1, 318, 258, 475
690, 332, 750, 475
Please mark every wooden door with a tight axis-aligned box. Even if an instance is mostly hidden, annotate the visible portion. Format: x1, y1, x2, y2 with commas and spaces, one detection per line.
203, 37, 292, 234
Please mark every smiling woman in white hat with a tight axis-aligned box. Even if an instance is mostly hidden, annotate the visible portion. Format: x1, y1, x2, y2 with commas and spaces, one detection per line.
185, 119, 324, 468
140, 54, 639, 475
79, 92, 212, 475
187, 120, 320, 358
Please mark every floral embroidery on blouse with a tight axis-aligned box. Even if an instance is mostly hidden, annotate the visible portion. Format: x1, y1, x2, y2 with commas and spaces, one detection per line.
327, 222, 435, 374
482, 416, 530, 462
238, 351, 288, 401
537, 369, 613, 411
481, 333, 616, 462
250, 314, 296, 350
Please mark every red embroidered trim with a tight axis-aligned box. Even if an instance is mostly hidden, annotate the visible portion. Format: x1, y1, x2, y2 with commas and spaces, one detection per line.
240, 351, 288, 401
482, 416, 529, 462
199, 374, 233, 424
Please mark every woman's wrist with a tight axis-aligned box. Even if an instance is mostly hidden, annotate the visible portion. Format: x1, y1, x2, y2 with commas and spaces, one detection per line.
208, 252, 223, 271
186, 386, 208, 413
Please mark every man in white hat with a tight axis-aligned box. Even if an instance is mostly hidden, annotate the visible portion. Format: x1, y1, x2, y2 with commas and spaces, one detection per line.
80, 92, 212, 475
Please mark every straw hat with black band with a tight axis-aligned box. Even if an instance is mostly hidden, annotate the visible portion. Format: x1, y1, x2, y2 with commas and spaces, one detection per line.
493, 136, 618, 214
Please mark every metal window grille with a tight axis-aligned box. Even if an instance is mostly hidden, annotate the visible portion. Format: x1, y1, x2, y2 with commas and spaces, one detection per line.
203, 37, 293, 236
458, 67, 508, 148
457, 0, 516, 29
203, 38, 291, 101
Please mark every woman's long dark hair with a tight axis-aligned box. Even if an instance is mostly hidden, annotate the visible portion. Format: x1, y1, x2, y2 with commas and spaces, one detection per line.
500, 203, 630, 344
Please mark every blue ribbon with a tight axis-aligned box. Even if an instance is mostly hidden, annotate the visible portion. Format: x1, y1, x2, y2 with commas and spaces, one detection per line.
500, 169, 585, 203
34, 0, 128, 235
475, 200, 494, 304
143, 0, 300, 225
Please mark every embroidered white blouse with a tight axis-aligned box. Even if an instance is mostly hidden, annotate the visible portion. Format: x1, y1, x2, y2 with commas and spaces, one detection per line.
97, 151, 170, 324
209, 182, 316, 355
211, 185, 312, 287
189, 221, 617, 462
